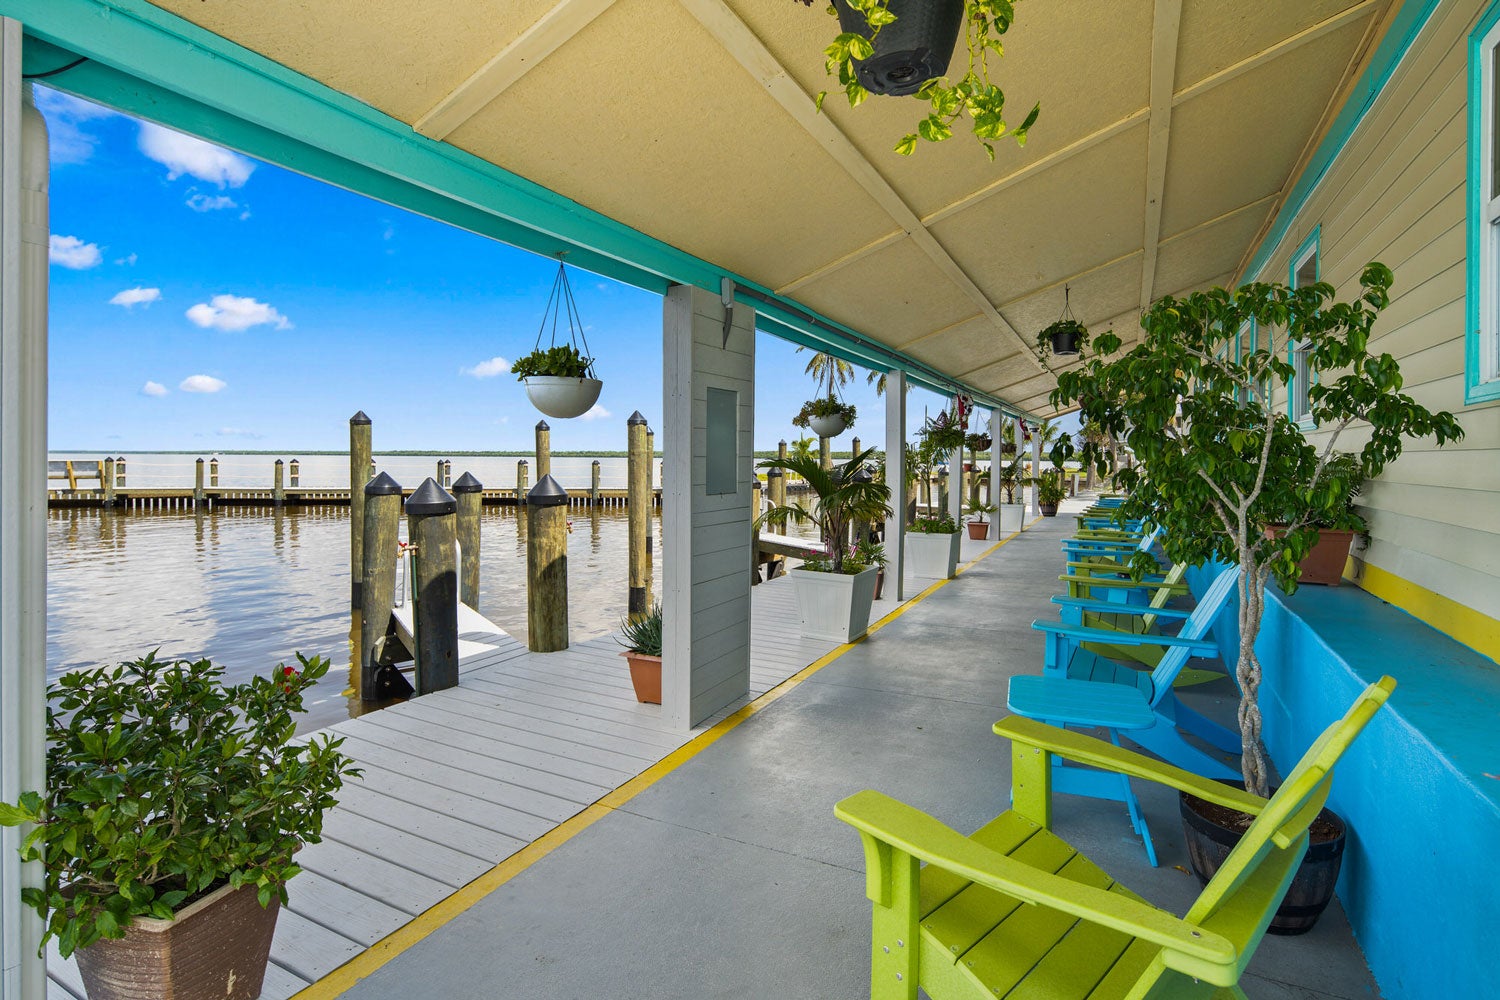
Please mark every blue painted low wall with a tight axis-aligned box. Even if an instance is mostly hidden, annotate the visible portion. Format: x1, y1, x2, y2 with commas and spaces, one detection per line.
1185, 563, 1499, 999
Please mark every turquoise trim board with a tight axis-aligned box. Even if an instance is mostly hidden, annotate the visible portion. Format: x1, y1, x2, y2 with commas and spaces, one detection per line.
1184, 563, 1498, 1000
9, 2, 1031, 418
1467, 1, 1500, 404
1242, 0, 1445, 283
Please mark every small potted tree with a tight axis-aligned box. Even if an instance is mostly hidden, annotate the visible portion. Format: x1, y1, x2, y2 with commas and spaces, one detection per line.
758, 449, 892, 642
1024, 466, 1068, 516
1051, 262, 1463, 932
994, 455, 1025, 532
618, 605, 663, 704
0, 653, 358, 999
964, 499, 996, 539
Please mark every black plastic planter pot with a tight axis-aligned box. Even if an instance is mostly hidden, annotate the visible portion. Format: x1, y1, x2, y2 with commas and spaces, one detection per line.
1180, 788, 1347, 935
834, 0, 965, 96
1048, 328, 1081, 355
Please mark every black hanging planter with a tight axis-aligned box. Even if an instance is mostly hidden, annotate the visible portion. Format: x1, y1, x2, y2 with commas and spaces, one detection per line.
1179, 787, 1348, 935
1042, 320, 1086, 356
833, 0, 965, 96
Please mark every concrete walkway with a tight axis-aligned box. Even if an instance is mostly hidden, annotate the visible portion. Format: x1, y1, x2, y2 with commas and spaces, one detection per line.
333, 498, 1380, 1000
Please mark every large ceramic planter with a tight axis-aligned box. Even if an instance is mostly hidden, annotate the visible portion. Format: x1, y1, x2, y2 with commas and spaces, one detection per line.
1180, 788, 1347, 935
1265, 526, 1355, 586
834, 0, 965, 96
791, 565, 879, 642
76, 882, 279, 1000
523, 376, 603, 419
620, 651, 662, 704
997, 503, 1025, 534
807, 413, 849, 439
906, 530, 960, 579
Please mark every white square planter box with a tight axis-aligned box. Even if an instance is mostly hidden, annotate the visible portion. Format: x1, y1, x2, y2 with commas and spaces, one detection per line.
905, 530, 961, 579
998, 503, 1026, 534
790, 565, 880, 643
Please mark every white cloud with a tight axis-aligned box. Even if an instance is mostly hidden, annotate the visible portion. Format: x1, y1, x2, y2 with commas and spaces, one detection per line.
179, 375, 226, 394
34, 87, 116, 165
140, 381, 168, 397
110, 287, 161, 309
578, 404, 612, 421
186, 192, 238, 213
49, 235, 102, 269
462, 356, 511, 378
185, 294, 290, 332
116, 253, 138, 267
138, 123, 254, 187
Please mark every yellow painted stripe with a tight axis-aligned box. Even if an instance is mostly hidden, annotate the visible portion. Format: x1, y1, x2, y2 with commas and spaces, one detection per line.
1353, 559, 1500, 662
291, 520, 1034, 999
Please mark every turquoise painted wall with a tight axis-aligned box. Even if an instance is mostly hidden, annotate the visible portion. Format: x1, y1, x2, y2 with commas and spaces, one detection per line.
1185, 564, 1499, 999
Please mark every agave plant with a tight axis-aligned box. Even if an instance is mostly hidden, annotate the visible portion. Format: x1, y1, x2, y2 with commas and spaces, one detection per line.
757, 449, 892, 574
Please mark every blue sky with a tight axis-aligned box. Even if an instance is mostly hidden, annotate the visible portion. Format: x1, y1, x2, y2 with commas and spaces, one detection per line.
40, 85, 1011, 454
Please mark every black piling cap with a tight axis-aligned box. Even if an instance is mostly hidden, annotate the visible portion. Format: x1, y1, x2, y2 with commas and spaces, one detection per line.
365, 471, 403, 496
536, 420, 550, 432
527, 474, 570, 507
350, 410, 371, 425
766, 467, 784, 478
406, 477, 457, 515
854, 465, 873, 483
628, 410, 647, 426
274, 458, 284, 466
452, 471, 484, 494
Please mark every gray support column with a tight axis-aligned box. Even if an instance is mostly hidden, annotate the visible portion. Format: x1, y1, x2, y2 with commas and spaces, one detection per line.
948, 445, 964, 525
1015, 414, 1027, 531
662, 283, 755, 729
1, 57, 48, 1000
1031, 432, 1042, 516
988, 409, 1003, 539
883, 370, 907, 601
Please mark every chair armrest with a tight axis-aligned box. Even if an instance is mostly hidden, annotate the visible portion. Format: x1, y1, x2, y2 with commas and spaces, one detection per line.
994, 716, 1264, 816
1050, 596, 1193, 619
1031, 619, 1216, 653
1058, 574, 1186, 593
834, 790, 1238, 978
1064, 560, 1166, 576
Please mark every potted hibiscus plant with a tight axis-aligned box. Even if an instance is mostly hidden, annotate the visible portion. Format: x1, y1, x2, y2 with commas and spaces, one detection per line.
0, 652, 358, 1000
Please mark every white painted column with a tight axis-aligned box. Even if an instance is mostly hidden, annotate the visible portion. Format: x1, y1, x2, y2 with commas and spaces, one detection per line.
883, 370, 906, 601
988, 409, 1003, 539
947, 445, 963, 525
1031, 432, 1043, 516
1014, 414, 1027, 532
1, 29, 49, 998
661, 284, 755, 729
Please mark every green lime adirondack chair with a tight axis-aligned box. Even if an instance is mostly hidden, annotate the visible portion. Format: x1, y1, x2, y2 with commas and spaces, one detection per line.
835, 677, 1395, 1000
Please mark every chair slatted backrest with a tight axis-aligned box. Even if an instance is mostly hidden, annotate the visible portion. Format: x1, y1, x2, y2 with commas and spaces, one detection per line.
1143, 567, 1237, 705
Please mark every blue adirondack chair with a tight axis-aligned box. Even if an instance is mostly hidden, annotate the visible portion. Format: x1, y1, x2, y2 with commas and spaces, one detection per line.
1008, 566, 1241, 864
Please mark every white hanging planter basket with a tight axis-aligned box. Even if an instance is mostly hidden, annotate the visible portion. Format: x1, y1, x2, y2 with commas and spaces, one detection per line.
808, 413, 849, 438
524, 376, 603, 420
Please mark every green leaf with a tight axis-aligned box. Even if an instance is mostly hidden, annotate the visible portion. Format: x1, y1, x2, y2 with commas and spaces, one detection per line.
917, 115, 953, 143
894, 134, 919, 156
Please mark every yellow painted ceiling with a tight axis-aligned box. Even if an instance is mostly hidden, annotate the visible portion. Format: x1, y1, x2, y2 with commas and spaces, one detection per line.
144, 0, 1391, 415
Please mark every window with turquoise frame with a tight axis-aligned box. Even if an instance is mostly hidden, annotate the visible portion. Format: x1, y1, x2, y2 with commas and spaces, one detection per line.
1289, 229, 1319, 424
1467, 3, 1500, 403
1236, 319, 1255, 405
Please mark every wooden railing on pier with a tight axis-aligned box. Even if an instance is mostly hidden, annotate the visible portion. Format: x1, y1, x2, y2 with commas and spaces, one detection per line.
47, 487, 661, 511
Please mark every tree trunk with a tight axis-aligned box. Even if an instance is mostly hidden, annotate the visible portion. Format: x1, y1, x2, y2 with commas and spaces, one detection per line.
1236, 563, 1272, 797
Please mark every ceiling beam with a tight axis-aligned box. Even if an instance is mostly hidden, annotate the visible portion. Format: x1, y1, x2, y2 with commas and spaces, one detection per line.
776, 229, 905, 295
1139, 0, 1183, 311
414, 0, 617, 140
677, 0, 1047, 375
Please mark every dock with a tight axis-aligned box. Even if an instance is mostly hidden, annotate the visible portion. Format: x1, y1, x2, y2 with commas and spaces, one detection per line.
46, 487, 661, 511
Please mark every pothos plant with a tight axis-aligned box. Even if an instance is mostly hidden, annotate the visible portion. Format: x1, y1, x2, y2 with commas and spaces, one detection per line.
1048, 262, 1463, 797
800, 0, 1039, 159
510, 344, 596, 380
0, 652, 359, 958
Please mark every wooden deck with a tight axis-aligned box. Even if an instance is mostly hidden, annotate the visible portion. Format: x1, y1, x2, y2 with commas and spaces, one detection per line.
45, 574, 897, 1000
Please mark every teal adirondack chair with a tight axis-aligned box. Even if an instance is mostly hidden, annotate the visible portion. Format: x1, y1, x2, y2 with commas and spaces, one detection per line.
1010, 567, 1242, 863
835, 677, 1395, 1000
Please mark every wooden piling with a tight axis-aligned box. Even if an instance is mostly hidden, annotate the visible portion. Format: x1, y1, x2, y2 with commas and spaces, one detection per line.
290, 458, 300, 488
115, 456, 126, 487
591, 460, 601, 504
778, 439, 788, 463
407, 478, 459, 694
453, 471, 483, 611
627, 411, 650, 617
526, 474, 569, 652
535, 420, 551, 478
273, 460, 285, 507
851, 436, 861, 460
820, 435, 831, 471
350, 410, 373, 609
103, 457, 115, 507
516, 459, 529, 504
209, 457, 219, 488
359, 472, 404, 700
766, 467, 785, 530
194, 459, 205, 508
443, 459, 452, 488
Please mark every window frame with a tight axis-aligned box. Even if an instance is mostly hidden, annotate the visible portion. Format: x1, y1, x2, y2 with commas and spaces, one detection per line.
1467, 4, 1500, 403
1288, 228, 1320, 427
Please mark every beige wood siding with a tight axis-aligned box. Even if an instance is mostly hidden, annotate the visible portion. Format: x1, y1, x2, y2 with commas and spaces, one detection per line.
1251, 0, 1500, 628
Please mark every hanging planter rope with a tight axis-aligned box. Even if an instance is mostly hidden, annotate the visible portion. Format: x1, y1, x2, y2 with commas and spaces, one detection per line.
511, 256, 604, 419
1036, 285, 1088, 358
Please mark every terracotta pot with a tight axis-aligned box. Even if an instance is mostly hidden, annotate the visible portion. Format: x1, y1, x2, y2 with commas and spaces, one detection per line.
75, 882, 279, 1000
621, 651, 662, 704
1264, 526, 1355, 586
873, 567, 884, 601
966, 520, 989, 539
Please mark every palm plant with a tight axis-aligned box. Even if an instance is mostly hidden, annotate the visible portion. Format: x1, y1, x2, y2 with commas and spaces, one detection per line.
798, 347, 854, 391
758, 449, 892, 574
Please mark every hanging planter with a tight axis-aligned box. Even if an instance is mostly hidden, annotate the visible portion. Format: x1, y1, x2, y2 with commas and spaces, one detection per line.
512, 257, 603, 419
832, 0, 965, 97
1036, 285, 1090, 359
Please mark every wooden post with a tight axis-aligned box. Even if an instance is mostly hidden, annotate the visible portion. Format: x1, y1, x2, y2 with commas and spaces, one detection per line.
407, 478, 459, 694
290, 458, 300, 488
778, 439, 788, 463
590, 459, 601, 504
115, 455, 126, 487
443, 459, 452, 488
194, 458, 205, 508
526, 474, 569, 652
851, 436, 861, 461
209, 456, 219, 488
766, 467, 785, 530
516, 459, 529, 504
350, 410, 372, 608
359, 472, 406, 701
535, 420, 551, 478
627, 410, 650, 616
436, 459, 445, 485
273, 459, 285, 507
820, 435, 831, 471
453, 471, 483, 611
102, 457, 115, 507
